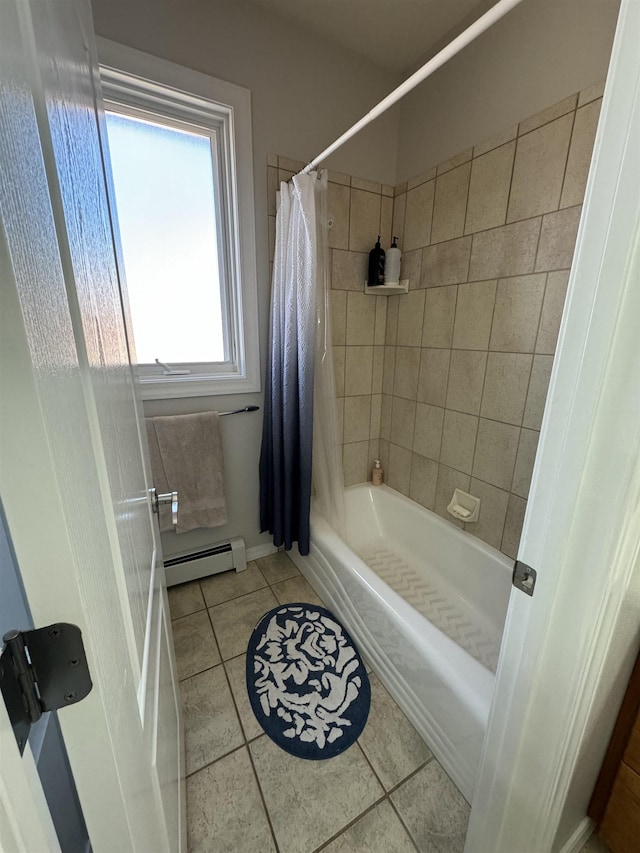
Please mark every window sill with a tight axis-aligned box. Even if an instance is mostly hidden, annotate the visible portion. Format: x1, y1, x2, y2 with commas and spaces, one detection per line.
138, 372, 261, 400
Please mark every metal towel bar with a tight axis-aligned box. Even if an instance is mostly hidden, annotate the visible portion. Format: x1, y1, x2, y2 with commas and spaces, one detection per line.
219, 405, 260, 417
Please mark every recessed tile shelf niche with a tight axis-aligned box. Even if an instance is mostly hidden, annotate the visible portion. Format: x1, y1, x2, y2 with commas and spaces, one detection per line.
363, 279, 409, 295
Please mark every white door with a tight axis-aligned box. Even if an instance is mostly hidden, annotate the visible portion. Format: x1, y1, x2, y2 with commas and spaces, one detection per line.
466, 0, 640, 850
0, 0, 183, 849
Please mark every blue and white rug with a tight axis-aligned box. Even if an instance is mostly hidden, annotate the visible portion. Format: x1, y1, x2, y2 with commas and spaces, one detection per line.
246, 603, 371, 760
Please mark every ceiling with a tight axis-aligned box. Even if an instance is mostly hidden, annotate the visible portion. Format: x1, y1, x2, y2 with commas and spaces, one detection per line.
250, 0, 489, 73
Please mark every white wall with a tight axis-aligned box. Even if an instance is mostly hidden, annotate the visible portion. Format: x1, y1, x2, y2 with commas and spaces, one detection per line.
396, 0, 620, 182
91, 0, 400, 556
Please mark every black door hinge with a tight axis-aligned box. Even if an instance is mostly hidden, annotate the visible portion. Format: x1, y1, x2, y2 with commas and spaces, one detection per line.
0, 623, 92, 755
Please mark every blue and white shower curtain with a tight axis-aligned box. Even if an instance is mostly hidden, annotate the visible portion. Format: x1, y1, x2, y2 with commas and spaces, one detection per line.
260, 170, 345, 555
259, 173, 321, 555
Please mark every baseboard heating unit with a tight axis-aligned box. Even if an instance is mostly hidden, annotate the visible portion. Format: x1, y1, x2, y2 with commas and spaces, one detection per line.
163, 537, 246, 587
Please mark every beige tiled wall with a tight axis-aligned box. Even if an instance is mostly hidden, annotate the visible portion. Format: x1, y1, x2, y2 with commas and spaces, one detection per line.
267, 80, 602, 559
380, 82, 603, 558
267, 157, 393, 488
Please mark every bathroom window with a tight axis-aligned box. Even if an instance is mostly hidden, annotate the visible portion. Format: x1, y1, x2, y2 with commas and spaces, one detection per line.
100, 43, 260, 398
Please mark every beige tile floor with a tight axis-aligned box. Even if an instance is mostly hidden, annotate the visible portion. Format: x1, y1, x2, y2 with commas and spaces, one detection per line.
168, 551, 470, 853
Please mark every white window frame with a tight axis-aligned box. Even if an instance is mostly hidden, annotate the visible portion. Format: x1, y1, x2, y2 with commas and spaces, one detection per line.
97, 38, 260, 399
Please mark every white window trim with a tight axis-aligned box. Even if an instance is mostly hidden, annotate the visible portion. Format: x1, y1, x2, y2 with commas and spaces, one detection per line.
97, 38, 260, 399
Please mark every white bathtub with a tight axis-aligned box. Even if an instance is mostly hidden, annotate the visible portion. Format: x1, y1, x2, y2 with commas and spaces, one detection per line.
291, 483, 513, 801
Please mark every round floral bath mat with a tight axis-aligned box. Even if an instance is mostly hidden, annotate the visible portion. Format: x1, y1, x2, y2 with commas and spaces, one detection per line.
246, 603, 371, 760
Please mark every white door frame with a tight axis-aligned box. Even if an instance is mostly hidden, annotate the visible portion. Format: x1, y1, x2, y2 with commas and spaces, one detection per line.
466, 0, 640, 850
0, 721, 60, 853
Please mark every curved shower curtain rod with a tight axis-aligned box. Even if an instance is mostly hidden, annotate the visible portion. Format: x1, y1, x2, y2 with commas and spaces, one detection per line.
300, 0, 525, 176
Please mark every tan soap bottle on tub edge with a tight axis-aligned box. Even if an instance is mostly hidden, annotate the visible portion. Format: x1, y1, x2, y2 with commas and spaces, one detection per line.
372, 459, 384, 486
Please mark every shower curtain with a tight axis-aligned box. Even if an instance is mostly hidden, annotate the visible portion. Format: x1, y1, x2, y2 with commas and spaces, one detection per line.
260, 171, 344, 556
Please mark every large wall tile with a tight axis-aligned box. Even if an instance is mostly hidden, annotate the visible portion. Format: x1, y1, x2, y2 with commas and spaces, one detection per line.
374, 298, 387, 345
422, 286, 457, 348
421, 236, 472, 287
404, 180, 434, 251
446, 350, 487, 415
333, 346, 345, 397
466, 479, 509, 550
345, 345, 373, 396
380, 195, 393, 249
372, 346, 384, 393
385, 297, 399, 344
332, 249, 368, 291
431, 162, 471, 244
518, 93, 577, 136
407, 167, 435, 190
468, 218, 541, 280
346, 292, 376, 344
409, 453, 439, 511
392, 192, 406, 249
336, 398, 344, 440
267, 165, 278, 216
578, 80, 605, 107
535, 206, 582, 271
397, 290, 426, 347
268, 215, 276, 262
480, 352, 533, 425
489, 274, 546, 353
327, 168, 350, 186
452, 280, 497, 350
382, 346, 396, 396
370, 394, 382, 439
387, 443, 412, 495
390, 396, 417, 450
437, 148, 473, 175
523, 354, 554, 430
343, 441, 369, 486
393, 347, 421, 400
400, 249, 422, 290
465, 142, 515, 234
349, 189, 382, 253
508, 114, 573, 222
330, 290, 347, 345
351, 176, 381, 193
327, 181, 350, 250
380, 394, 392, 441
472, 419, 520, 490
502, 495, 527, 559
512, 428, 540, 498
344, 395, 372, 443
473, 124, 517, 159
417, 348, 451, 407
561, 99, 601, 208
413, 403, 444, 461
536, 270, 570, 354
440, 410, 478, 475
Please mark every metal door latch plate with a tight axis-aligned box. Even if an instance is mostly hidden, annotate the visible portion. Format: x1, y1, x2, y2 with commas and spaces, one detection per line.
513, 561, 537, 596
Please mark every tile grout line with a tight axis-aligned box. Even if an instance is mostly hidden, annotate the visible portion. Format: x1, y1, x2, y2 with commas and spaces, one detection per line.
465, 279, 499, 534
310, 747, 434, 853
244, 738, 282, 853
310, 794, 388, 853
557, 106, 578, 209
184, 740, 247, 781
